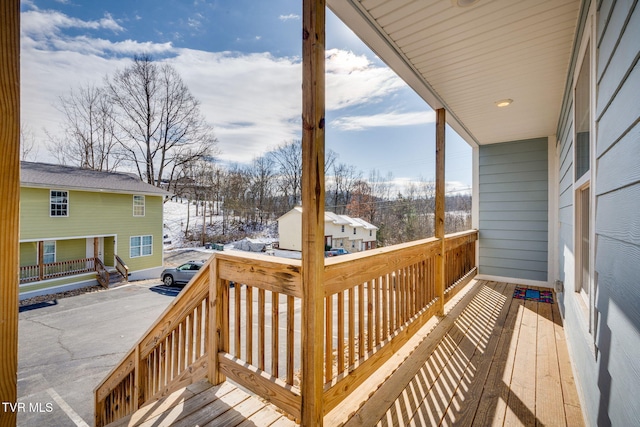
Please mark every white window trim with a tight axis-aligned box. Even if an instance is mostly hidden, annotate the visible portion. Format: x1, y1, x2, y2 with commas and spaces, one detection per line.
43, 240, 56, 264
50, 190, 69, 217
130, 235, 153, 258
572, 2, 597, 340
133, 195, 146, 217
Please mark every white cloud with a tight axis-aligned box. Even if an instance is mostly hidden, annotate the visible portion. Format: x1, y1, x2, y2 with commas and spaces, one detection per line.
332, 111, 435, 131
325, 49, 406, 110
20, 9, 413, 167
279, 14, 300, 22
21, 9, 124, 38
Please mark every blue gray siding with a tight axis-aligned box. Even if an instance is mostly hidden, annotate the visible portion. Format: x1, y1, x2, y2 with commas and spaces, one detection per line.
478, 138, 548, 282
557, 1, 640, 426
593, 0, 640, 425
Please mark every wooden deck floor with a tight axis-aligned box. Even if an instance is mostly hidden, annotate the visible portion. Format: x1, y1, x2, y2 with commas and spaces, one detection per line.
106, 380, 298, 427
338, 280, 584, 427
106, 280, 583, 427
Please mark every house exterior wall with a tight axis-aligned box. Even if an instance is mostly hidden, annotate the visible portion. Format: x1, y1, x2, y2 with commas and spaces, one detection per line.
19, 187, 164, 295
325, 222, 342, 246
556, 0, 640, 425
56, 238, 86, 261
19, 242, 38, 266
277, 209, 302, 251
478, 137, 549, 283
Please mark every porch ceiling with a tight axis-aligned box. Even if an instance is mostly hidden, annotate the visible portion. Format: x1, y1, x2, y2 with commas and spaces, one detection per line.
327, 0, 581, 146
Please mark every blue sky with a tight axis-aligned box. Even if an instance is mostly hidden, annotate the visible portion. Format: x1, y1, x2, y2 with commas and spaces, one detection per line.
20, 0, 472, 192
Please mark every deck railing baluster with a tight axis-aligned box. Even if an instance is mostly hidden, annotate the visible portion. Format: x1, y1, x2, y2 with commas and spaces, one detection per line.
94, 231, 477, 426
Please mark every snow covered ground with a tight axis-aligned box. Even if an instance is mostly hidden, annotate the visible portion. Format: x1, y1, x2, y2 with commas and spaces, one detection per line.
163, 200, 300, 260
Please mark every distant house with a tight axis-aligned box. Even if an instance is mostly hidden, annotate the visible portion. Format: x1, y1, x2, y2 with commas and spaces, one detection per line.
19, 162, 169, 300
278, 207, 377, 252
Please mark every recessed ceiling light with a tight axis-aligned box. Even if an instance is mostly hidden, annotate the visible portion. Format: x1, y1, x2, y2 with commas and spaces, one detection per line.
495, 99, 513, 108
452, 0, 481, 7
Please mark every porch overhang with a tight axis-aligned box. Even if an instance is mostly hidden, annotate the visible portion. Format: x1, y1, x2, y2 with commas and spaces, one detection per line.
327, 0, 581, 146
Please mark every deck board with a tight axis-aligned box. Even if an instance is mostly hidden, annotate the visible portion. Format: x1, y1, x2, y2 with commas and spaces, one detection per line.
342, 280, 584, 427
106, 380, 296, 427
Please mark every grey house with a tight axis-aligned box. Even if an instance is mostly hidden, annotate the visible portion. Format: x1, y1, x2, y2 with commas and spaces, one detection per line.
330, 0, 639, 425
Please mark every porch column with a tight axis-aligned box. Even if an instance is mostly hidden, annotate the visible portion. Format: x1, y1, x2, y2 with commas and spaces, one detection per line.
0, 1, 20, 425
38, 241, 44, 281
435, 108, 446, 316
301, 0, 326, 425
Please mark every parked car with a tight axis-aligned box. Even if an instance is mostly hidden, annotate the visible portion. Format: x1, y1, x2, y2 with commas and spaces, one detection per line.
161, 260, 205, 287
325, 248, 350, 257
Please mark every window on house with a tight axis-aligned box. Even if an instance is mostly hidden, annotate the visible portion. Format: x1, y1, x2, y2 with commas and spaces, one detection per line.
370, 230, 372, 237
353, 228, 356, 235
341, 225, 345, 233
133, 195, 145, 216
43, 241, 56, 264
130, 235, 153, 257
575, 43, 591, 182
574, 26, 594, 331
50, 190, 68, 217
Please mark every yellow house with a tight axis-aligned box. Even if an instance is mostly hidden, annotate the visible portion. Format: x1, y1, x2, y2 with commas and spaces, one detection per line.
19, 162, 169, 299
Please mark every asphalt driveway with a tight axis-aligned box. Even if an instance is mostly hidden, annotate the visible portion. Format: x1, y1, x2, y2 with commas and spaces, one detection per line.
16, 250, 210, 426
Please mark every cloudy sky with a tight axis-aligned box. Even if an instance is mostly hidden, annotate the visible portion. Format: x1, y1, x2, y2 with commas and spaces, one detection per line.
20, 0, 472, 191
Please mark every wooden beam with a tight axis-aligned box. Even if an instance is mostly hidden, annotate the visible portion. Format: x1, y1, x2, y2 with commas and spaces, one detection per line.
301, 0, 326, 425
0, 1, 20, 425
435, 108, 446, 316
208, 259, 226, 385
38, 241, 44, 281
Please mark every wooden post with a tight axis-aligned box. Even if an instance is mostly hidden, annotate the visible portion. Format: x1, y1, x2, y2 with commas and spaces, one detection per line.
208, 259, 225, 385
0, 1, 20, 425
301, 0, 326, 425
93, 237, 99, 260
38, 241, 44, 281
435, 108, 446, 316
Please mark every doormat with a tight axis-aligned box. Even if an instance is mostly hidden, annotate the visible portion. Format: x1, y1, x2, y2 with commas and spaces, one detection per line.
513, 287, 554, 303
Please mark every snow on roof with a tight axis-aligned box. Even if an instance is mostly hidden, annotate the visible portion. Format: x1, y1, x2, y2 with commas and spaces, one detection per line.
278, 207, 378, 230
324, 211, 351, 224
351, 217, 378, 230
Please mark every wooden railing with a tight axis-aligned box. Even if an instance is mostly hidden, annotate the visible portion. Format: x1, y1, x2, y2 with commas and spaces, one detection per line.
94, 263, 212, 426
444, 230, 478, 303
94, 230, 478, 426
95, 259, 109, 288
114, 255, 129, 282
19, 257, 97, 284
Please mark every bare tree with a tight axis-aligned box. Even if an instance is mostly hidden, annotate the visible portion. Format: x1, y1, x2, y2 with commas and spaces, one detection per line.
329, 162, 360, 214
20, 123, 39, 161
270, 139, 337, 211
47, 85, 120, 170
248, 155, 276, 225
106, 54, 216, 187
270, 139, 302, 209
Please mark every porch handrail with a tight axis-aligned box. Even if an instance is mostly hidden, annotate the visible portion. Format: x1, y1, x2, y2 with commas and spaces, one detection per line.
94, 259, 212, 426
94, 230, 478, 426
95, 258, 109, 288
114, 254, 129, 282
321, 229, 478, 413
